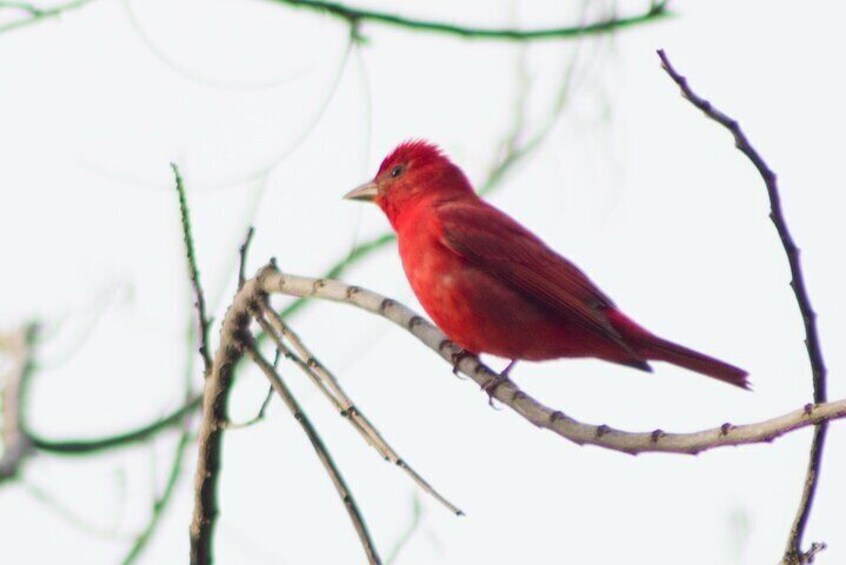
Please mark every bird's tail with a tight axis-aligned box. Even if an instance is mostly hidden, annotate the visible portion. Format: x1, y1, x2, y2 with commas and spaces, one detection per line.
638, 334, 749, 389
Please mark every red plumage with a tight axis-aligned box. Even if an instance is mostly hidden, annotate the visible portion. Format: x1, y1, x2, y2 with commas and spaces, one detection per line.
346, 140, 748, 389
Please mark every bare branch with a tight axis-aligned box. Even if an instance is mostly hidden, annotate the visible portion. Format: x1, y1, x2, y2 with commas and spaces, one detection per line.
0, 323, 37, 481
238, 227, 256, 290
257, 303, 462, 515
244, 341, 381, 565
271, 0, 671, 42
258, 268, 846, 455
655, 49, 829, 564
172, 164, 213, 375
189, 277, 257, 564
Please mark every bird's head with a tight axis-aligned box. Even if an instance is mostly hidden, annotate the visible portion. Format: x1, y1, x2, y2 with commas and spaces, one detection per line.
344, 140, 473, 226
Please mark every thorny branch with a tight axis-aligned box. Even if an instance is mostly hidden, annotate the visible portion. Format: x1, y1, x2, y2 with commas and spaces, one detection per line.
258, 268, 846, 455
172, 164, 213, 375
656, 49, 829, 565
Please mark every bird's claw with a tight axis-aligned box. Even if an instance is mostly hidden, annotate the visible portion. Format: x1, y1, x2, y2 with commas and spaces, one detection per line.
481, 374, 509, 409
450, 348, 473, 379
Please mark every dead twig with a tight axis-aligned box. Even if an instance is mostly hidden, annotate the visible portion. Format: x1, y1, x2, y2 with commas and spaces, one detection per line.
244, 340, 381, 565
257, 302, 462, 515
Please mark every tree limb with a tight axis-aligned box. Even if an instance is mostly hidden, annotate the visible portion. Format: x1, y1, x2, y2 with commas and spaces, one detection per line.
257, 268, 846, 455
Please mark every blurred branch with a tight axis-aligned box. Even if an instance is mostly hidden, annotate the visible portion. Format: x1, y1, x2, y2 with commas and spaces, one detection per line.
271, 0, 670, 41
0, 323, 37, 481
0, 0, 94, 33
28, 395, 200, 454
123, 432, 192, 563
244, 340, 381, 565
22, 478, 132, 541
656, 49, 829, 564
123, 308, 202, 562
258, 268, 846, 455
258, 301, 462, 515
385, 493, 422, 564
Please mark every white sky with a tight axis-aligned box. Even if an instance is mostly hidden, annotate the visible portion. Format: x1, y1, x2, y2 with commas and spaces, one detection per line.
1, 1, 844, 563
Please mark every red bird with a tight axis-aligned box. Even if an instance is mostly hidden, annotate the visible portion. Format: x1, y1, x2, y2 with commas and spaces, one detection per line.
345, 140, 748, 389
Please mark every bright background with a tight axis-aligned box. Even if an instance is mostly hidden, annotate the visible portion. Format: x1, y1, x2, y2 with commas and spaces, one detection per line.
1, 1, 844, 563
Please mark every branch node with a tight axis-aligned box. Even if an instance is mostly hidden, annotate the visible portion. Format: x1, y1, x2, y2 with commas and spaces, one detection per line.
379, 298, 395, 314
345, 285, 361, 299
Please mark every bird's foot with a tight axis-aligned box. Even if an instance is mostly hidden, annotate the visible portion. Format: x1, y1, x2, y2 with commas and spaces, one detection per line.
481, 373, 510, 409
450, 348, 474, 379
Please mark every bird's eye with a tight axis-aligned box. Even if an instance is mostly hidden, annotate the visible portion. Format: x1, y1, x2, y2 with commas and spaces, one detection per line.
390, 165, 404, 178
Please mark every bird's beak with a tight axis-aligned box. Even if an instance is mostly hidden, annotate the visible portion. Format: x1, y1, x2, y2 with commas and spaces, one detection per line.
344, 181, 378, 202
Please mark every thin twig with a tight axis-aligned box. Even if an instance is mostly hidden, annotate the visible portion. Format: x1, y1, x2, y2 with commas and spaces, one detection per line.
656, 49, 829, 564
244, 341, 381, 565
223, 386, 273, 430
22, 479, 132, 541
385, 494, 423, 564
271, 0, 670, 42
172, 164, 213, 375
238, 227, 256, 290
122, 432, 192, 563
257, 268, 846, 455
257, 303, 462, 514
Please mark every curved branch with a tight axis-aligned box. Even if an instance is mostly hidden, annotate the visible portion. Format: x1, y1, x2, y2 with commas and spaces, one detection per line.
258, 269, 846, 455
27, 395, 200, 455
656, 49, 829, 564
272, 0, 671, 42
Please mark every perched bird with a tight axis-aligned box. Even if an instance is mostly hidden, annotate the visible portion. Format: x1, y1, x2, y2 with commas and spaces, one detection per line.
345, 140, 748, 389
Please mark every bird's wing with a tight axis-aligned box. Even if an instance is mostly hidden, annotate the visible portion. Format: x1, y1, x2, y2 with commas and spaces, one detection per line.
438, 200, 642, 360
